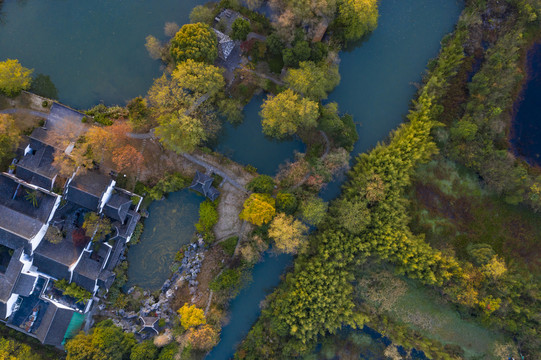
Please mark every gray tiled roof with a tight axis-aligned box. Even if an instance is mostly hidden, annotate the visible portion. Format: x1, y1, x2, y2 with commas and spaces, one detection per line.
0, 174, 58, 241
32, 253, 70, 281
13, 273, 37, 297
0, 248, 23, 302
189, 171, 220, 201
16, 138, 58, 190
46, 103, 87, 142
66, 171, 112, 211
103, 192, 132, 223
34, 303, 74, 346
0, 302, 7, 320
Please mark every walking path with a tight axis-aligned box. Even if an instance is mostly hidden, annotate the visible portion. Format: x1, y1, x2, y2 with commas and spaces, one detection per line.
0, 108, 49, 118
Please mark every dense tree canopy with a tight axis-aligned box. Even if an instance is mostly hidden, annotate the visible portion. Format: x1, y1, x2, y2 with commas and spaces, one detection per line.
285, 61, 340, 100
0, 59, 33, 96
260, 89, 319, 139
170, 23, 218, 64
130, 341, 158, 360
65, 320, 136, 360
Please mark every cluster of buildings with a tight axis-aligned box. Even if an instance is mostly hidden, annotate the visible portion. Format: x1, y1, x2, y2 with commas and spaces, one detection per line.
0, 103, 142, 347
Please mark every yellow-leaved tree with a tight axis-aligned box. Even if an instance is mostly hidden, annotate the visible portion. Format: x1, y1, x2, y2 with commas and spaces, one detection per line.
0, 59, 33, 96
239, 193, 276, 226
260, 89, 319, 139
268, 213, 308, 254
177, 304, 206, 329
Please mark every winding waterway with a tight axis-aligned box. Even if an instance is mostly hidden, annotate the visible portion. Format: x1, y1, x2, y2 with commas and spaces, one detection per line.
511, 42, 541, 166
0, 0, 462, 358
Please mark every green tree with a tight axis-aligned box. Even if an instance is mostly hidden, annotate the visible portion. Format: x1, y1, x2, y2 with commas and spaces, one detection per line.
170, 23, 218, 64
300, 196, 328, 225
335, 0, 378, 42
266, 33, 284, 56
318, 103, 358, 150
0, 114, 21, 166
260, 89, 319, 139
231, 18, 251, 41
155, 112, 207, 153
282, 41, 311, 68
65, 320, 136, 360
269, 213, 308, 254
177, 304, 206, 329
195, 200, 219, 240
126, 97, 150, 130
239, 193, 276, 226
247, 175, 275, 194
0, 59, 33, 96
130, 340, 158, 360
83, 212, 112, 242
276, 191, 298, 214
189, 5, 214, 24
285, 61, 340, 100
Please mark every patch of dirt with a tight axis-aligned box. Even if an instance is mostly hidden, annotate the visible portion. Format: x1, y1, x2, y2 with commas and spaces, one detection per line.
213, 182, 248, 242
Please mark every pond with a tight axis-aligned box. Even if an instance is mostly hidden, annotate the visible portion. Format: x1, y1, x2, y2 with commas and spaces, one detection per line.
0, 0, 206, 109
511, 42, 541, 166
126, 191, 203, 290
214, 94, 305, 175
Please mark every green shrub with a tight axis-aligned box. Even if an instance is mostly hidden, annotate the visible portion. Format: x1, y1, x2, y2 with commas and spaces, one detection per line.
195, 200, 219, 242
210, 268, 241, 292
130, 223, 144, 245
220, 236, 238, 256
55, 279, 92, 304
276, 191, 298, 214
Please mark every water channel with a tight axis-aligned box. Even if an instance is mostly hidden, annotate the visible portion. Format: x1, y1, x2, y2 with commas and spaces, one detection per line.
0, 0, 463, 358
511, 42, 541, 166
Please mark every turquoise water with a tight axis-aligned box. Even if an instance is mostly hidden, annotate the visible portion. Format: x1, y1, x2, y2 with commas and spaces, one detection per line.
215, 95, 305, 175
126, 191, 203, 290
0, 0, 205, 109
